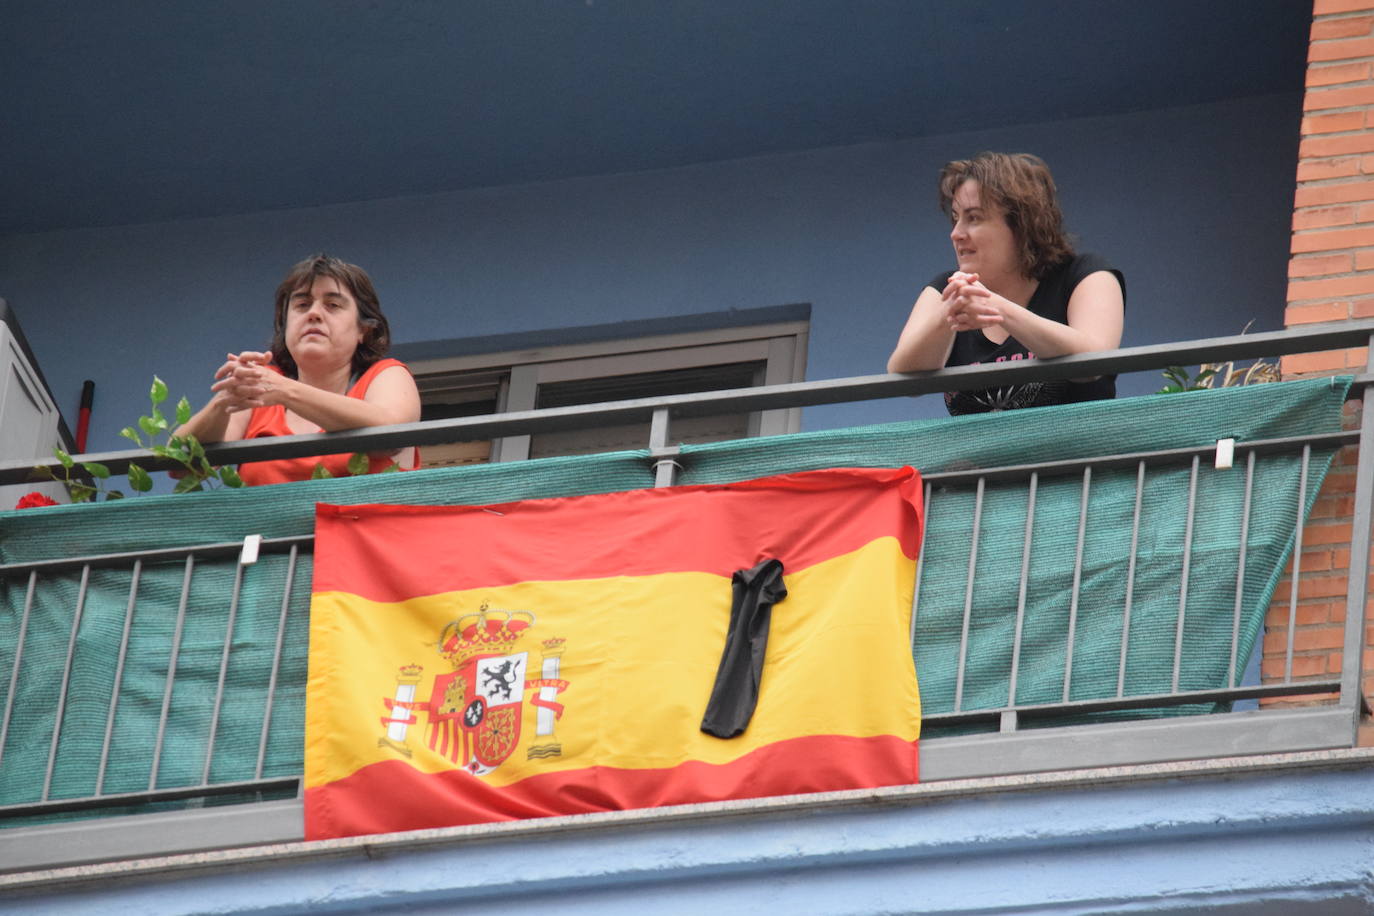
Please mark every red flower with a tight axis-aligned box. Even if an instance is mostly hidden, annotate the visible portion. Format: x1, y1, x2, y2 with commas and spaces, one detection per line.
15, 491, 59, 510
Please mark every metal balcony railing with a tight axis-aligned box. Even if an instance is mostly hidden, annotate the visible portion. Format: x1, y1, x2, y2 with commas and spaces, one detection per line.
1, 321, 1373, 871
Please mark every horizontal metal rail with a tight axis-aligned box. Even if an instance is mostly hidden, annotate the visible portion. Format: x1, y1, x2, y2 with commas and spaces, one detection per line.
0, 535, 313, 576
925, 680, 1344, 728
1, 321, 1371, 485
0, 777, 298, 820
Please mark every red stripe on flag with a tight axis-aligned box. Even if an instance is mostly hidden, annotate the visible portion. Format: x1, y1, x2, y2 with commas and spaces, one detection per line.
305, 733, 918, 840
313, 467, 921, 603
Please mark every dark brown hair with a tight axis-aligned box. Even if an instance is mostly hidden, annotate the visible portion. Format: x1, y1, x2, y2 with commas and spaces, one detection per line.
938, 152, 1074, 280
269, 254, 390, 378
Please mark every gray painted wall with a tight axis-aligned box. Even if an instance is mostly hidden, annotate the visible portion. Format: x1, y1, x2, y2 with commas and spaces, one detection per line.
0, 92, 1299, 464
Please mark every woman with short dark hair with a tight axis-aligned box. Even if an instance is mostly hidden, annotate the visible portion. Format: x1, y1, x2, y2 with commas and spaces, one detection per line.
888, 152, 1125, 414
177, 254, 421, 484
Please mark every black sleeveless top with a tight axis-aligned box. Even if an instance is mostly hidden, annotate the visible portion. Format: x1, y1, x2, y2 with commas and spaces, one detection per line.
928, 253, 1125, 415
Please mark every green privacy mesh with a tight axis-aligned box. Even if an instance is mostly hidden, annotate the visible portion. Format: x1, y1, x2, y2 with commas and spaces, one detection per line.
0, 377, 1354, 826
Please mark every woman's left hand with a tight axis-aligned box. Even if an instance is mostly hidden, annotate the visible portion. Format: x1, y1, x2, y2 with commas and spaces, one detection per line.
942, 272, 1005, 332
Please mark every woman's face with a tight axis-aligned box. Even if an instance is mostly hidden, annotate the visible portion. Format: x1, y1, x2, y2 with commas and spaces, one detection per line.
284, 275, 365, 369
948, 180, 1021, 279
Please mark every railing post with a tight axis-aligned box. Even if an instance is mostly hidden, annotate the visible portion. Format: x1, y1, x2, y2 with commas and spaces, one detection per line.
649, 407, 679, 488
1339, 340, 1374, 740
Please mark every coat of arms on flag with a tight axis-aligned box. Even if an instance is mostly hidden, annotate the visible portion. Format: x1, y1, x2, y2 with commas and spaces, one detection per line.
305, 466, 924, 840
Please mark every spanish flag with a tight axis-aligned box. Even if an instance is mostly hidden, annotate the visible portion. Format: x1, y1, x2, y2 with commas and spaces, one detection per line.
305, 466, 923, 840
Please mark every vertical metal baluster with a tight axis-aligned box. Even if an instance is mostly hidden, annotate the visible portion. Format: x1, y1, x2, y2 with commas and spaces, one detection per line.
1340, 359, 1374, 737
1117, 461, 1146, 698
1285, 446, 1310, 682
203, 561, 246, 785
1063, 467, 1092, 703
0, 570, 39, 769
1229, 451, 1256, 689
1006, 473, 1037, 723
954, 477, 985, 713
1172, 456, 1201, 694
909, 481, 933, 649
96, 560, 142, 795
43, 564, 90, 801
257, 546, 298, 780
650, 408, 678, 488
150, 555, 195, 791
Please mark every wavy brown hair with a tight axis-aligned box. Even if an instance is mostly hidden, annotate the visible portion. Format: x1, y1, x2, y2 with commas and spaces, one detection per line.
269, 254, 391, 379
938, 152, 1074, 281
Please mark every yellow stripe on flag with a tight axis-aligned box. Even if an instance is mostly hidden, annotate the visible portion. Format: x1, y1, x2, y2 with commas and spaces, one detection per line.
305, 535, 918, 791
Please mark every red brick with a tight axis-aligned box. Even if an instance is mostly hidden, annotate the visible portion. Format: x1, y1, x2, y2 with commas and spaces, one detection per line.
1349, 345, 1371, 367
1313, 15, 1374, 40
1290, 251, 1356, 275
1304, 548, 1336, 571
1291, 225, 1374, 253
1293, 204, 1360, 229
1287, 273, 1374, 299
1359, 201, 1374, 221
1298, 602, 1334, 625
1287, 302, 1353, 324
1313, 493, 1357, 517
1282, 349, 1354, 373
1302, 521, 1355, 545
1319, 467, 1358, 492
1354, 298, 1374, 317
1334, 547, 1353, 569
1316, 0, 1374, 16
1306, 85, 1374, 110
1305, 110, 1369, 135
1302, 133, 1374, 158
1297, 178, 1374, 210
1309, 61, 1373, 85
1309, 36, 1374, 63
1295, 625, 1346, 651
1297, 155, 1364, 179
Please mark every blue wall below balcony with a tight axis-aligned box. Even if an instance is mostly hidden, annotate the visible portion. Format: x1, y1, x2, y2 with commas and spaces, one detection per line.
0, 93, 1299, 457
7, 751, 1374, 915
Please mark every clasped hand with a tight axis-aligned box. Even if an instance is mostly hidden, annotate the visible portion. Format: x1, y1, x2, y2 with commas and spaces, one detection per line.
212, 350, 277, 413
941, 272, 1005, 332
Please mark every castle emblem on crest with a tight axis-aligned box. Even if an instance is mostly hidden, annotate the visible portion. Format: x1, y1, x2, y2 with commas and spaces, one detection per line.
379, 603, 570, 775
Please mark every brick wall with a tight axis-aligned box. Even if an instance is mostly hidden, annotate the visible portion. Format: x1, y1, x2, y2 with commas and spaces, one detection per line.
1273, 0, 1374, 712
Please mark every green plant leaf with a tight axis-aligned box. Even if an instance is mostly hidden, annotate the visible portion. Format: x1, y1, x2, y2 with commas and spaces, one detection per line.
55, 447, 74, 469
119, 426, 143, 447
69, 483, 96, 503
81, 461, 110, 479
32, 464, 58, 481
346, 452, 369, 476
127, 463, 153, 493
173, 475, 202, 494
175, 396, 192, 426
378, 464, 401, 474
138, 415, 160, 437
150, 408, 168, 432
105, 490, 125, 500
186, 435, 206, 463
311, 463, 332, 480
219, 466, 243, 488
150, 376, 168, 407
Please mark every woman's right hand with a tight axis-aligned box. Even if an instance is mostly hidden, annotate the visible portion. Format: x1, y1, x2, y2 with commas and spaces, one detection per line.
211, 351, 275, 413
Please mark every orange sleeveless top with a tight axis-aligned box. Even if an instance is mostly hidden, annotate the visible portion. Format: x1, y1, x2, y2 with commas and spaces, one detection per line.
237, 358, 418, 487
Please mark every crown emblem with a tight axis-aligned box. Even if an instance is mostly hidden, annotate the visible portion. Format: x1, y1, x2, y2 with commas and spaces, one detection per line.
439, 602, 535, 668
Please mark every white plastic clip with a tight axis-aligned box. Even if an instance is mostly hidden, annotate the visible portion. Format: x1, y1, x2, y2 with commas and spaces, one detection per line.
239, 534, 262, 566
1214, 438, 1235, 471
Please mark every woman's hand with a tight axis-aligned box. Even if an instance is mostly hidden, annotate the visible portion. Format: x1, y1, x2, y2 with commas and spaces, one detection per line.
941, 272, 1006, 332
211, 351, 277, 413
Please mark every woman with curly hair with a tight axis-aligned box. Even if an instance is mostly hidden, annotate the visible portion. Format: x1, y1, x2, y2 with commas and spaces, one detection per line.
888, 152, 1125, 414
177, 254, 420, 485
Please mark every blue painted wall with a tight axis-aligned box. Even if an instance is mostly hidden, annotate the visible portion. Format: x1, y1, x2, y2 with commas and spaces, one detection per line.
0, 93, 1299, 462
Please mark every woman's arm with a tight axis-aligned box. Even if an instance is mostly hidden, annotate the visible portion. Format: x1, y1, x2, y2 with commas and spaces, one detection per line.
173, 353, 256, 443
887, 285, 958, 372
265, 365, 421, 432
946, 271, 1124, 359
